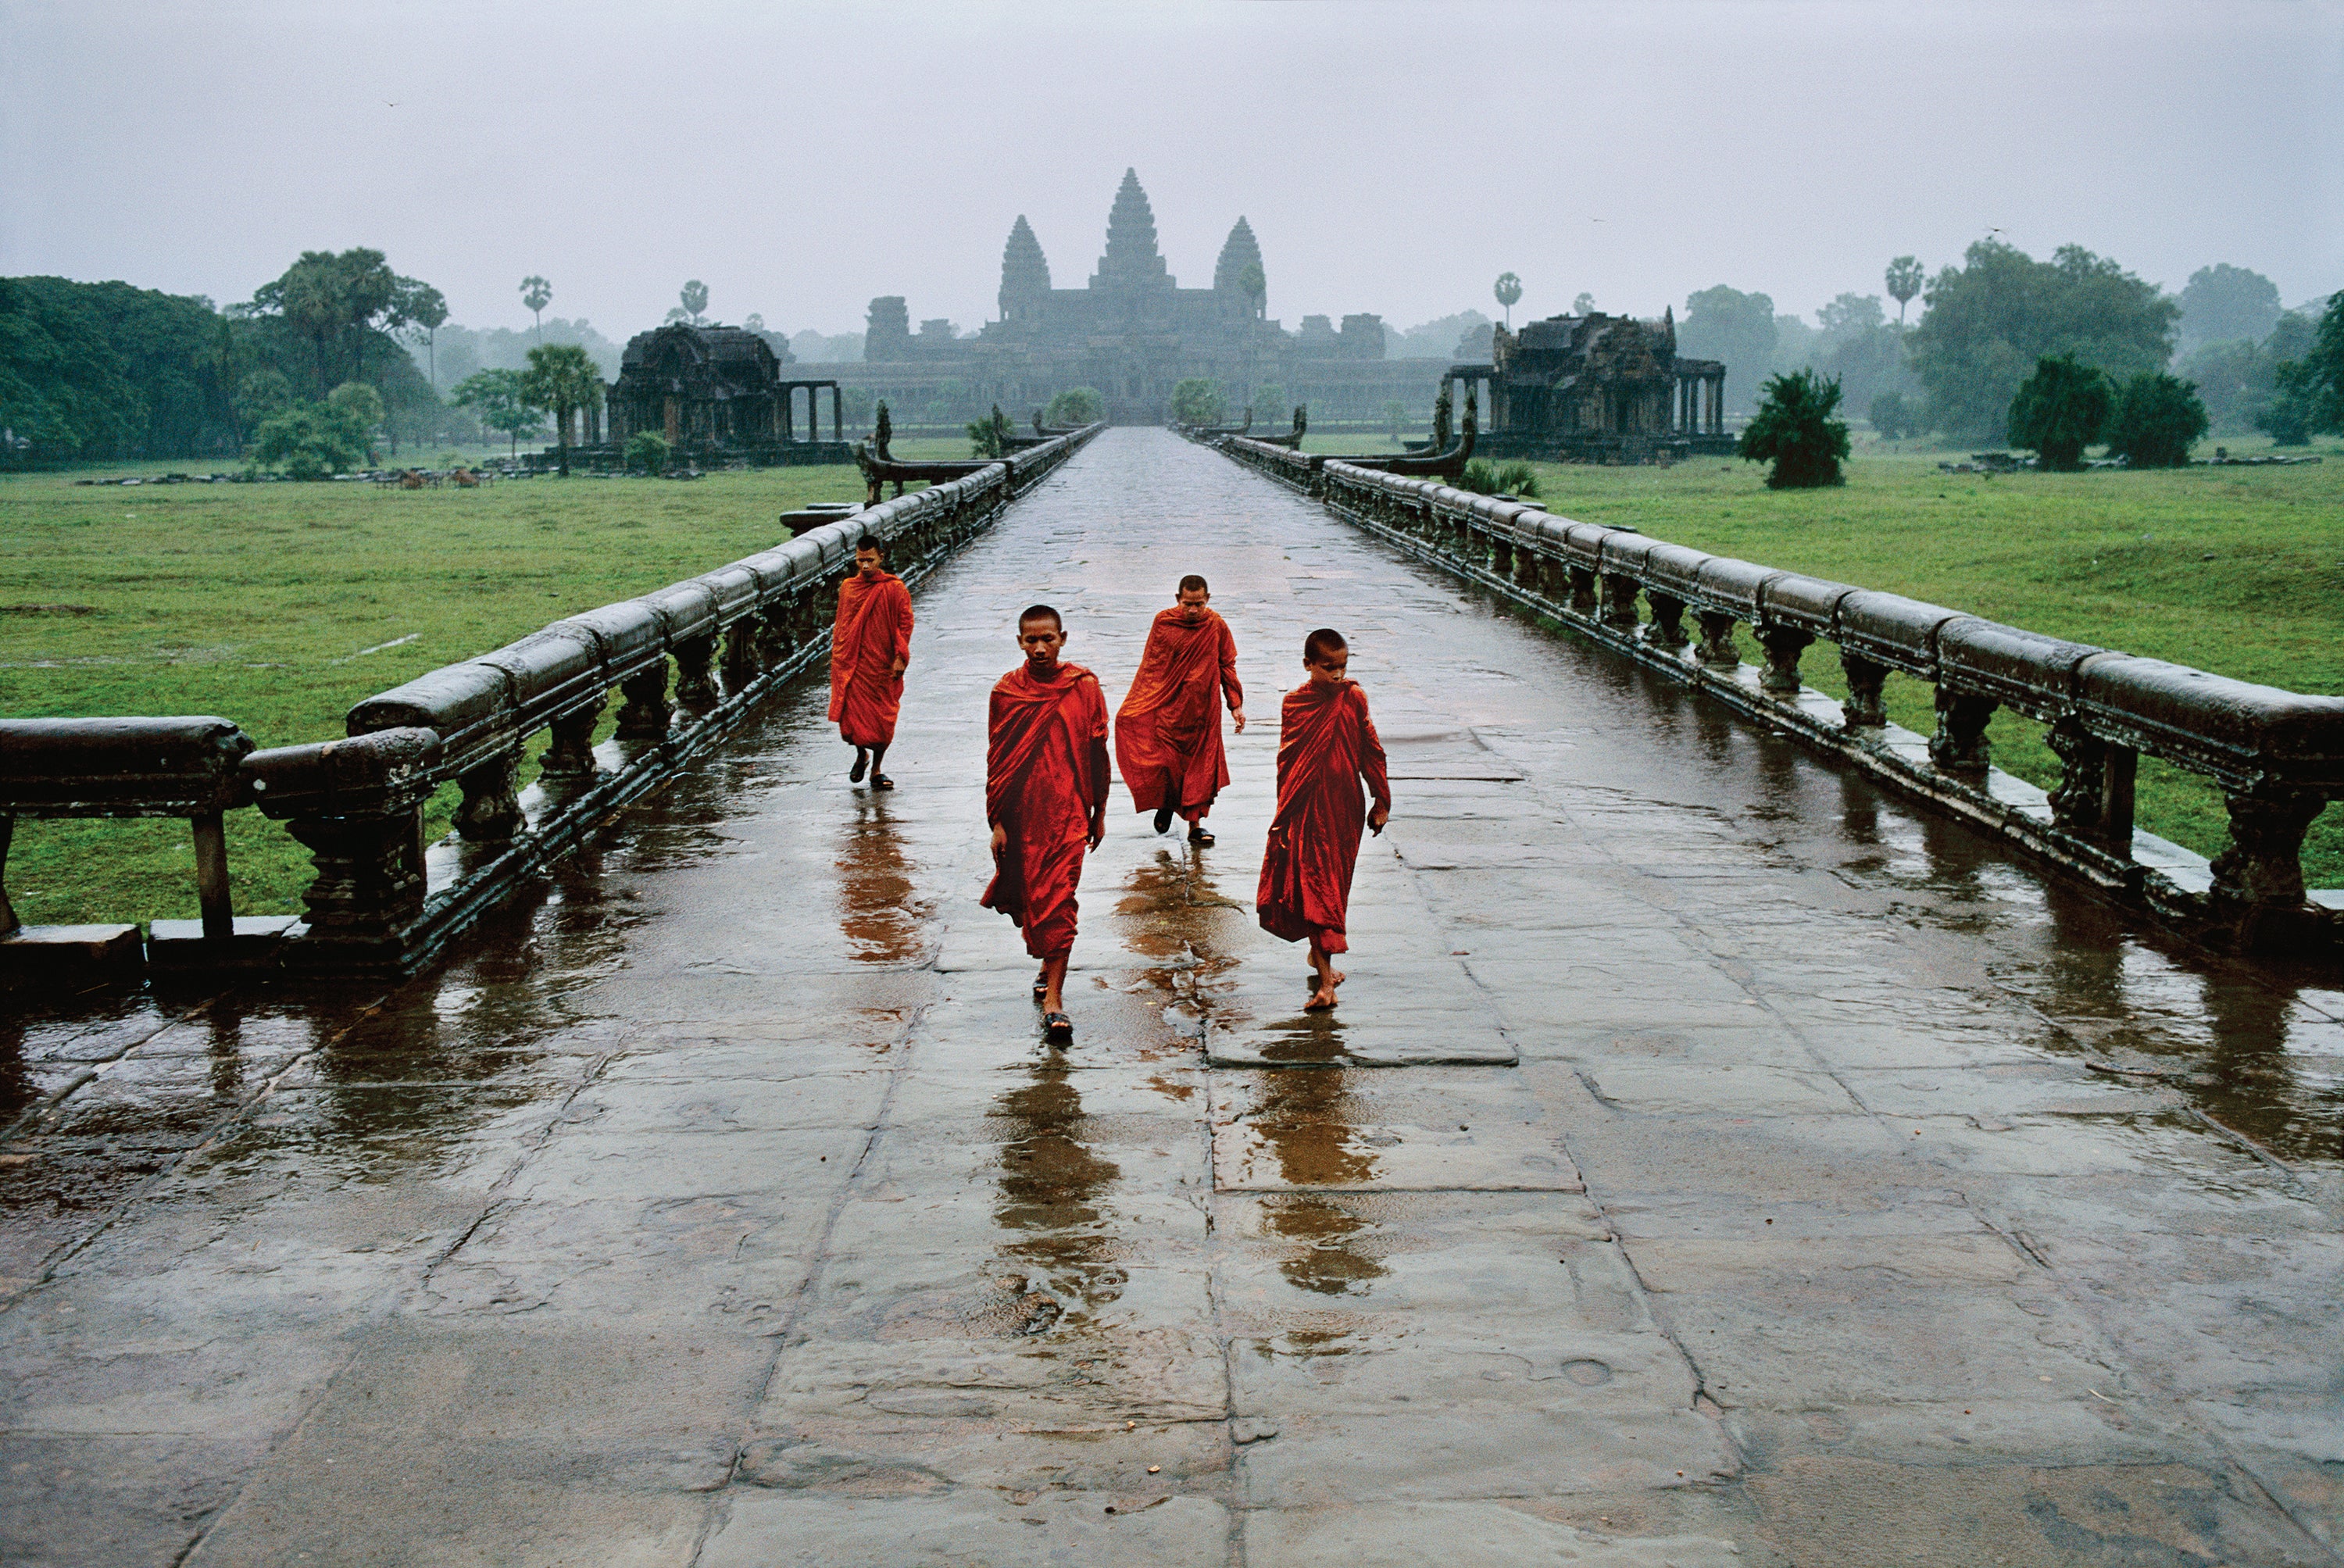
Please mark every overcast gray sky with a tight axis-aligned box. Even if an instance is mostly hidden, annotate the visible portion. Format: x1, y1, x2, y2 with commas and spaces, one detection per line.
4, 0, 2339, 340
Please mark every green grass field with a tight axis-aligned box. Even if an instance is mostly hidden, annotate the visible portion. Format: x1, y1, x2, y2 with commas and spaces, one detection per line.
1515, 438, 2344, 887
4, 434, 2339, 927
0, 464, 870, 924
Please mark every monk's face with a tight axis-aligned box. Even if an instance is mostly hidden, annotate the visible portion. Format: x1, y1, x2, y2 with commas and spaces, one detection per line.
1018, 616, 1066, 674
1306, 646, 1350, 687
1175, 586, 1209, 624
856, 547, 884, 579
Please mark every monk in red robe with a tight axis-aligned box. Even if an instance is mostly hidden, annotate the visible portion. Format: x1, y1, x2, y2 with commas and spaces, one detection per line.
1115, 574, 1245, 846
1257, 629, 1392, 1011
981, 605, 1110, 1045
830, 535, 913, 789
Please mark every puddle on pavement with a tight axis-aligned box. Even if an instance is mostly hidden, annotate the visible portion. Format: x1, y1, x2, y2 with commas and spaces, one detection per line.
991, 1062, 1126, 1326
835, 798, 928, 965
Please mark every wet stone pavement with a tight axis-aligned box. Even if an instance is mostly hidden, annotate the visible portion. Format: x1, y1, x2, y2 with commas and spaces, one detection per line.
4, 428, 2342, 1566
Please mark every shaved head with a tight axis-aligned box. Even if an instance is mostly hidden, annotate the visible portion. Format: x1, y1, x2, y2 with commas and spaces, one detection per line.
1304, 627, 1348, 663
1019, 604, 1063, 631
1178, 573, 1208, 595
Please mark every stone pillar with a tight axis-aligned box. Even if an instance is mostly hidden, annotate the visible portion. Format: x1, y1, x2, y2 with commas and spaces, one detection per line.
537, 698, 603, 780
1928, 688, 1996, 773
284, 807, 428, 948
2209, 790, 2325, 918
454, 747, 523, 840
1643, 592, 1690, 651
1695, 612, 1740, 667
1599, 573, 1642, 630
674, 634, 719, 709
1567, 566, 1600, 616
1838, 652, 1889, 729
833, 386, 844, 442
781, 389, 795, 444
1754, 627, 1813, 695
2046, 719, 2135, 846
615, 660, 673, 739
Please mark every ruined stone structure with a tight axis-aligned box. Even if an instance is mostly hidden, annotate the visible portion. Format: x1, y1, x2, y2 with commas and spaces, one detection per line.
828, 170, 1442, 427
598, 323, 850, 466
1464, 310, 1733, 463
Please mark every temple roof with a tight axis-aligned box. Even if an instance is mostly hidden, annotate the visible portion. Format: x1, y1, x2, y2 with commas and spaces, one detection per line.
1092, 168, 1171, 292
1000, 215, 1051, 302
1213, 216, 1263, 295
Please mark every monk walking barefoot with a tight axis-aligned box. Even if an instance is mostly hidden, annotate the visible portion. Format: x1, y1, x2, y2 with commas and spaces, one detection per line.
981, 605, 1111, 1045
1115, 574, 1245, 847
1256, 629, 1391, 1012
831, 535, 913, 789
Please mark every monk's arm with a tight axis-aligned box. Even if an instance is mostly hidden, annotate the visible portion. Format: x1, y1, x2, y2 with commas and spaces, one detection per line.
1358, 698, 1392, 830
1085, 682, 1112, 847
890, 584, 913, 675
1219, 624, 1245, 730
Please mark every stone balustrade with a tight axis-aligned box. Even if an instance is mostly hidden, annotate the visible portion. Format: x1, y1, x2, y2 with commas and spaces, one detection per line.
0, 425, 1103, 980
1212, 434, 2344, 956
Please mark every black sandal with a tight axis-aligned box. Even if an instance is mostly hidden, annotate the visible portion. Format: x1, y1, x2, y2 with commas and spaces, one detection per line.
873, 774, 895, 791
1032, 969, 1049, 999
1187, 826, 1214, 847
1043, 1012, 1073, 1046
1152, 805, 1175, 834
849, 750, 868, 783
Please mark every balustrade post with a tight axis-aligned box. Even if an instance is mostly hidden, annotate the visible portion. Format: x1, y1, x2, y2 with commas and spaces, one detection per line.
1516, 548, 1545, 593
615, 660, 673, 739
284, 807, 428, 947
453, 747, 523, 838
673, 635, 718, 709
2046, 718, 2135, 846
1643, 591, 1691, 651
537, 698, 603, 780
1754, 627, 1813, 695
0, 814, 16, 934
1928, 688, 1996, 773
1838, 652, 1888, 728
1599, 573, 1642, 631
2209, 790, 2325, 934
1490, 537, 1514, 577
1567, 566, 1599, 616
1694, 612, 1740, 668
720, 617, 759, 694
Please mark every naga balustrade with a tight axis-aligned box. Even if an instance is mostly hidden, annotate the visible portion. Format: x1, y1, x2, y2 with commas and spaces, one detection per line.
0, 424, 1102, 980
1213, 440, 2344, 958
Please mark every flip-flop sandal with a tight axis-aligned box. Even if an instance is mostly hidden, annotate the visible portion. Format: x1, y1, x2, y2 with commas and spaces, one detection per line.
1043, 1012, 1074, 1046
1186, 827, 1215, 846
849, 752, 868, 783
1152, 805, 1175, 834
873, 775, 895, 791
1032, 970, 1049, 999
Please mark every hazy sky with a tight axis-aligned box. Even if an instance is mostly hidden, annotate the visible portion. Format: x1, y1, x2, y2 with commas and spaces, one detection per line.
4, 1, 2339, 341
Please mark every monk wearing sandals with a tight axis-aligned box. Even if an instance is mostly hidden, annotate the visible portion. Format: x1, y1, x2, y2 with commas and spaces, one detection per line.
831, 534, 913, 790
981, 605, 1111, 1045
1256, 628, 1392, 1011
1114, 574, 1244, 847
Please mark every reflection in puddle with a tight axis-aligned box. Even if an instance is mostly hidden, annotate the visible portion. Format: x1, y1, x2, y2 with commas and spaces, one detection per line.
992, 1063, 1124, 1326
835, 799, 925, 965
1246, 1069, 1388, 1297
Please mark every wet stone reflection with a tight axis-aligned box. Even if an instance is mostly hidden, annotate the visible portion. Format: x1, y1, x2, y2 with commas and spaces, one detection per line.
835, 798, 927, 965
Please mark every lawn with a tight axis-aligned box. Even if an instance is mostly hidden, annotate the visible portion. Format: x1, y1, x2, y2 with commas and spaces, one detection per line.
0, 463, 870, 925
1515, 435, 2344, 887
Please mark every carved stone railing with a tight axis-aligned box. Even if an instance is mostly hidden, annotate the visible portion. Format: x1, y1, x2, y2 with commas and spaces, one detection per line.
1219, 448, 2344, 957
0, 424, 1103, 979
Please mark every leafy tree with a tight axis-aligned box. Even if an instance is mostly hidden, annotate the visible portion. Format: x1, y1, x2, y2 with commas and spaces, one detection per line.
679, 280, 709, 326
2105, 372, 2208, 467
1907, 240, 2175, 441
2177, 264, 2281, 352
254, 402, 368, 479
1868, 389, 1916, 440
520, 277, 552, 341
1382, 399, 1409, 441
1818, 294, 1885, 335
624, 431, 670, 474
2259, 290, 2344, 445
1249, 384, 1286, 423
520, 343, 604, 476
1572, 292, 1595, 315
2006, 353, 2114, 470
450, 368, 540, 459
0, 276, 241, 463
1170, 378, 1226, 426
1679, 286, 1779, 412
1492, 272, 1522, 328
397, 280, 448, 390
1738, 369, 1849, 488
1044, 387, 1103, 427
234, 368, 293, 438
326, 381, 384, 458
967, 404, 1016, 458
1885, 256, 1924, 327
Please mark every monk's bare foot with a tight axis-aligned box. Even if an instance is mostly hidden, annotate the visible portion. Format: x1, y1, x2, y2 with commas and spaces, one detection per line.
1330, 969, 1346, 988
849, 749, 868, 784
1303, 987, 1338, 1012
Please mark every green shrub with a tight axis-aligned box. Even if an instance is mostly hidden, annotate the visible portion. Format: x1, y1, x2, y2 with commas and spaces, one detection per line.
2106, 373, 2209, 468
1170, 378, 1226, 426
2006, 353, 2113, 471
1495, 460, 1539, 497
624, 431, 670, 474
1044, 387, 1104, 427
1738, 369, 1850, 488
1869, 389, 1916, 440
252, 402, 369, 480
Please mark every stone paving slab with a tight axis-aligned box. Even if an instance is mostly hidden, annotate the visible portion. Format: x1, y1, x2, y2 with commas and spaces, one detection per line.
4, 430, 2341, 1566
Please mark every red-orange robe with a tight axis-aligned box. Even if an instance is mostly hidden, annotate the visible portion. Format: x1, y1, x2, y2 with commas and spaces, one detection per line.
980, 662, 1112, 961
1256, 680, 1392, 954
829, 570, 913, 748
1114, 607, 1242, 823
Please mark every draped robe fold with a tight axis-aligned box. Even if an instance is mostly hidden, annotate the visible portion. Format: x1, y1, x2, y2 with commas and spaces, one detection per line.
1256, 680, 1392, 953
1114, 607, 1242, 822
980, 662, 1112, 961
829, 570, 913, 748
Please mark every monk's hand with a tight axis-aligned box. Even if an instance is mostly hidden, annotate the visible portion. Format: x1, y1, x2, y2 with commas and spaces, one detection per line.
1088, 808, 1107, 850
991, 824, 1007, 859
1369, 803, 1391, 836
1231, 705, 1247, 734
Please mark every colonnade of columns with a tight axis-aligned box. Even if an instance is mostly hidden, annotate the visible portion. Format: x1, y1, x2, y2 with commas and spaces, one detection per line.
1674, 372, 1726, 436
776, 383, 847, 444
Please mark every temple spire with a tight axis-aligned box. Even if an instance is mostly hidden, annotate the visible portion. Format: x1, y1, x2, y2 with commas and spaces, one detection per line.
1092, 168, 1171, 292
999, 215, 1051, 320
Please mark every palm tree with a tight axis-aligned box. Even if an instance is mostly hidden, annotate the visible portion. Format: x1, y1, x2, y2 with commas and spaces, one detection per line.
522, 344, 603, 477
1885, 257, 1924, 327
520, 276, 552, 341
679, 280, 709, 326
1493, 272, 1523, 328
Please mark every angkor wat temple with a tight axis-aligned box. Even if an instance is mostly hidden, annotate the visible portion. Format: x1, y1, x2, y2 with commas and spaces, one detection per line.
1460, 312, 1735, 463
829, 170, 1440, 427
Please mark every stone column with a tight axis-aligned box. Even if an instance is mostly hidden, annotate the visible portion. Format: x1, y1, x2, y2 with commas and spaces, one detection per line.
1754, 627, 1813, 695
1695, 612, 1740, 667
674, 634, 719, 709
453, 747, 523, 840
2209, 789, 2325, 920
833, 386, 844, 442
781, 389, 795, 444
537, 698, 604, 780
615, 660, 673, 739
2046, 719, 2135, 846
1839, 652, 1889, 729
1643, 592, 1690, 651
1928, 688, 1996, 773
1599, 573, 1642, 631
284, 808, 427, 949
